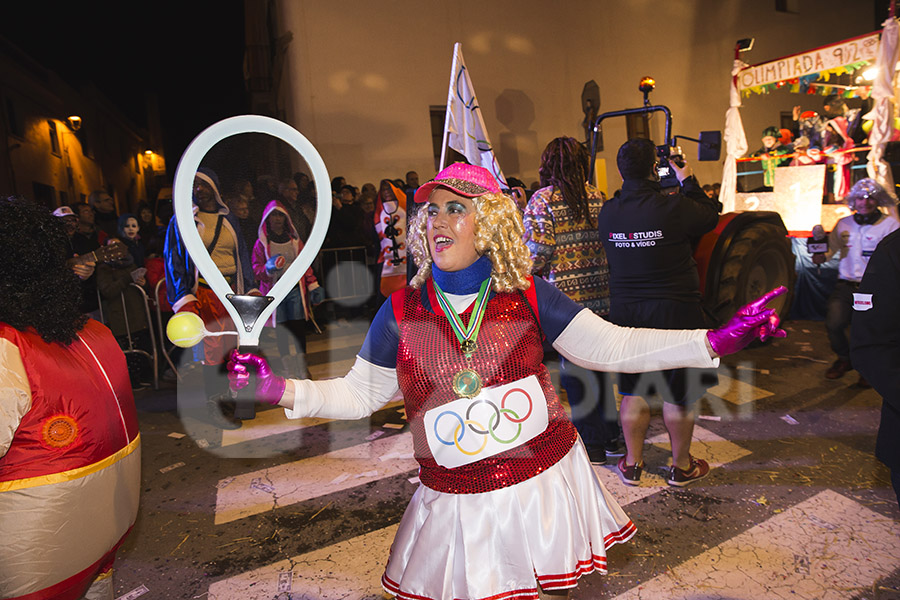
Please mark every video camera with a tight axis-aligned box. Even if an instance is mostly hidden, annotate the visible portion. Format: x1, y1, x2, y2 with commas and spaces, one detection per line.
656, 144, 684, 188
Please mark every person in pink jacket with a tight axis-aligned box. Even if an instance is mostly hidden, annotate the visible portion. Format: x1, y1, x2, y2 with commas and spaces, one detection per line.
824, 116, 855, 201
251, 200, 323, 384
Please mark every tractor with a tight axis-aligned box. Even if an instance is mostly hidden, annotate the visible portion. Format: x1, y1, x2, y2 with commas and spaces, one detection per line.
588, 78, 796, 326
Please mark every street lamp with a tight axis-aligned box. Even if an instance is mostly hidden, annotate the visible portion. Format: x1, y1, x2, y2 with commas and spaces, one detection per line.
67, 115, 82, 131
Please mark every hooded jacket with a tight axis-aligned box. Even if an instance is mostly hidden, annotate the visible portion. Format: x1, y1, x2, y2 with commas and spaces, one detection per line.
251, 200, 319, 325
163, 170, 258, 312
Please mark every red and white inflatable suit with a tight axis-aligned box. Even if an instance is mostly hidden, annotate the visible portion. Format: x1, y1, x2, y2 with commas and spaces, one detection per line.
0, 319, 141, 599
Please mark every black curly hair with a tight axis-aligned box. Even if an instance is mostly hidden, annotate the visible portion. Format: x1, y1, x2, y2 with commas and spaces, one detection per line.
0, 196, 88, 344
539, 137, 594, 226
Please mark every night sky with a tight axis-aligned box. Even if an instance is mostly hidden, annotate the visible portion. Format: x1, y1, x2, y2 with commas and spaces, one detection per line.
3, 1, 248, 175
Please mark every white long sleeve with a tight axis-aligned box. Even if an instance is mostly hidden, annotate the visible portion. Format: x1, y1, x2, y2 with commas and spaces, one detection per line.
553, 308, 719, 373
284, 356, 400, 420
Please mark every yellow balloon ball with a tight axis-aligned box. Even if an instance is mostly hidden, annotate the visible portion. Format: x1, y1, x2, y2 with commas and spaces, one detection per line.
166, 312, 206, 348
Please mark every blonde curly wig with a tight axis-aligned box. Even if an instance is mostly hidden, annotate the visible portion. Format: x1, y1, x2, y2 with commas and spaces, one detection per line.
408, 191, 534, 292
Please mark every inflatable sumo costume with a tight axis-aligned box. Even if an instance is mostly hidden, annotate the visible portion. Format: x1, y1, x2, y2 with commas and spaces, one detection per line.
0, 197, 140, 600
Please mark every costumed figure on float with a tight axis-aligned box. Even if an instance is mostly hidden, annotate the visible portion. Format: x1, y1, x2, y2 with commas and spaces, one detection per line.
823, 115, 856, 200
750, 125, 793, 189
227, 163, 787, 600
0, 197, 141, 600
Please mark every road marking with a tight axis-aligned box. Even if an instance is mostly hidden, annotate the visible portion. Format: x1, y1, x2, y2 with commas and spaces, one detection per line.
705, 373, 774, 405
220, 409, 333, 447
611, 489, 900, 599
208, 524, 399, 600
220, 400, 404, 448
213, 431, 417, 525
209, 424, 755, 597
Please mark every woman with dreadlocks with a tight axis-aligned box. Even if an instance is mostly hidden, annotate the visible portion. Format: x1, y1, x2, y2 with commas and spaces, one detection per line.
227, 163, 787, 600
0, 196, 140, 600
523, 136, 619, 464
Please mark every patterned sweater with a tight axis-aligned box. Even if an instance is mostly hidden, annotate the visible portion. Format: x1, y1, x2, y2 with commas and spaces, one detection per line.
523, 184, 609, 316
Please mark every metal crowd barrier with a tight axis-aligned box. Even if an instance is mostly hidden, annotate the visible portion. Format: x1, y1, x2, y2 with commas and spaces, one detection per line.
153, 279, 182, 382
96, 283, 159, 390
317, 245, 372, 305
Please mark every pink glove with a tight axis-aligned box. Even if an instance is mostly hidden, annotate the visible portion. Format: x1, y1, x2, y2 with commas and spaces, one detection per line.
227, 350, 286, 405
706, 286, 788, 356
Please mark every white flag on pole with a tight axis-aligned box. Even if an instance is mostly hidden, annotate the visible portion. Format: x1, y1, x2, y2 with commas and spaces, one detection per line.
441, 43, 507, 187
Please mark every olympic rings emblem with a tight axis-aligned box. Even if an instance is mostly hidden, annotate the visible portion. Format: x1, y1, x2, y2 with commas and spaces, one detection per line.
432, 388, 532, 454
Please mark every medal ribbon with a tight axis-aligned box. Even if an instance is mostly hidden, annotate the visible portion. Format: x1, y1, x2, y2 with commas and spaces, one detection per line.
433, 277, 492, 357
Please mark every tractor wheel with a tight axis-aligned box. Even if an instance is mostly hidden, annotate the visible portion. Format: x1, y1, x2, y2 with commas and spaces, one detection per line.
709, 221, 795, 326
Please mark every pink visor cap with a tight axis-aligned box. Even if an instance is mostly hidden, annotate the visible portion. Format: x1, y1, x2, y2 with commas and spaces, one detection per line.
413, 162, 502, 203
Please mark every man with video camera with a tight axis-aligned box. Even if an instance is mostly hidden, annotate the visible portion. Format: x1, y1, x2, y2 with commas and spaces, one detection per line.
598, 137, 721, 487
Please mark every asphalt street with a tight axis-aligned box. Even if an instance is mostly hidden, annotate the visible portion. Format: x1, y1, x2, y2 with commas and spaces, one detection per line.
111, 316, 900, 600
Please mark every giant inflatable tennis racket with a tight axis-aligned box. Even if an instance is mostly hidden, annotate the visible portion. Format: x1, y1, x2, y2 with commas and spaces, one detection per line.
166, 115, 330, 348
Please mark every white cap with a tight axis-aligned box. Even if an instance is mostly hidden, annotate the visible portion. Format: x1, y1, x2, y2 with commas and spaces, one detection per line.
52, 206, 76, 218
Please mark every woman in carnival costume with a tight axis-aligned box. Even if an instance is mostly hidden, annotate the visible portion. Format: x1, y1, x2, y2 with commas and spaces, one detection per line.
228, 163, 786, 600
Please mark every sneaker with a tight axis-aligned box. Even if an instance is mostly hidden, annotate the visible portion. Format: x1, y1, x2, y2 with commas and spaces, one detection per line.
604, 437, 626, 458
825, 359, 852, 380
617, 457, 643, 486
585, 445, 607, 465
667, 456, 710, 487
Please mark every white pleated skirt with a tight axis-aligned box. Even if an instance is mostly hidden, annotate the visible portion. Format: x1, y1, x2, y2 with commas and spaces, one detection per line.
381, 438, 636, 600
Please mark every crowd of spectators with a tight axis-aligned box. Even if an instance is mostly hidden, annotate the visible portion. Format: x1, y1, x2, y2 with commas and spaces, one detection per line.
47, 167, 421, 398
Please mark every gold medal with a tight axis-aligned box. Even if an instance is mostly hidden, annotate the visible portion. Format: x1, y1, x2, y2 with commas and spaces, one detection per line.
433, 278, 492, 399
452, 368, 483, 398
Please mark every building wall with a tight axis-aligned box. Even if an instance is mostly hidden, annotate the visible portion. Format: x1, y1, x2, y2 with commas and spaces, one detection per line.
273, 0, 876, 192
0, 40, 156, 214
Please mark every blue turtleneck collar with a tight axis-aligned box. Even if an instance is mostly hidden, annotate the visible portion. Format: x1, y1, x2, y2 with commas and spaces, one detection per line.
432, 254, 493, 294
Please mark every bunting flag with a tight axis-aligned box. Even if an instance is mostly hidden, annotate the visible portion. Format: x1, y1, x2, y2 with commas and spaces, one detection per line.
737, 30, 880, 97
740, 63, 871, 98
440, 43, 507, 187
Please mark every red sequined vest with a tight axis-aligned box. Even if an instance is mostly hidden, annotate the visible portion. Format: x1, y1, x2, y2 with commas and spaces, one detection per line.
395, 281, 577, 494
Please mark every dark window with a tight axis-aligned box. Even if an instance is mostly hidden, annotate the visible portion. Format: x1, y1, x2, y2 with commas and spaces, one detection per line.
76, 127, 92, 159
32, 182, 55, 209
6, 98, 23, 137
429, 106, 465, 172
626, 113, 651, 140
59, 190, 69, 206
48, 120, 60, 156
775, 0, 799, 13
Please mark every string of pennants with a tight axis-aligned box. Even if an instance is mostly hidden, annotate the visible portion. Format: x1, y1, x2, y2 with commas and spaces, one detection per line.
740, 60, 871, 98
